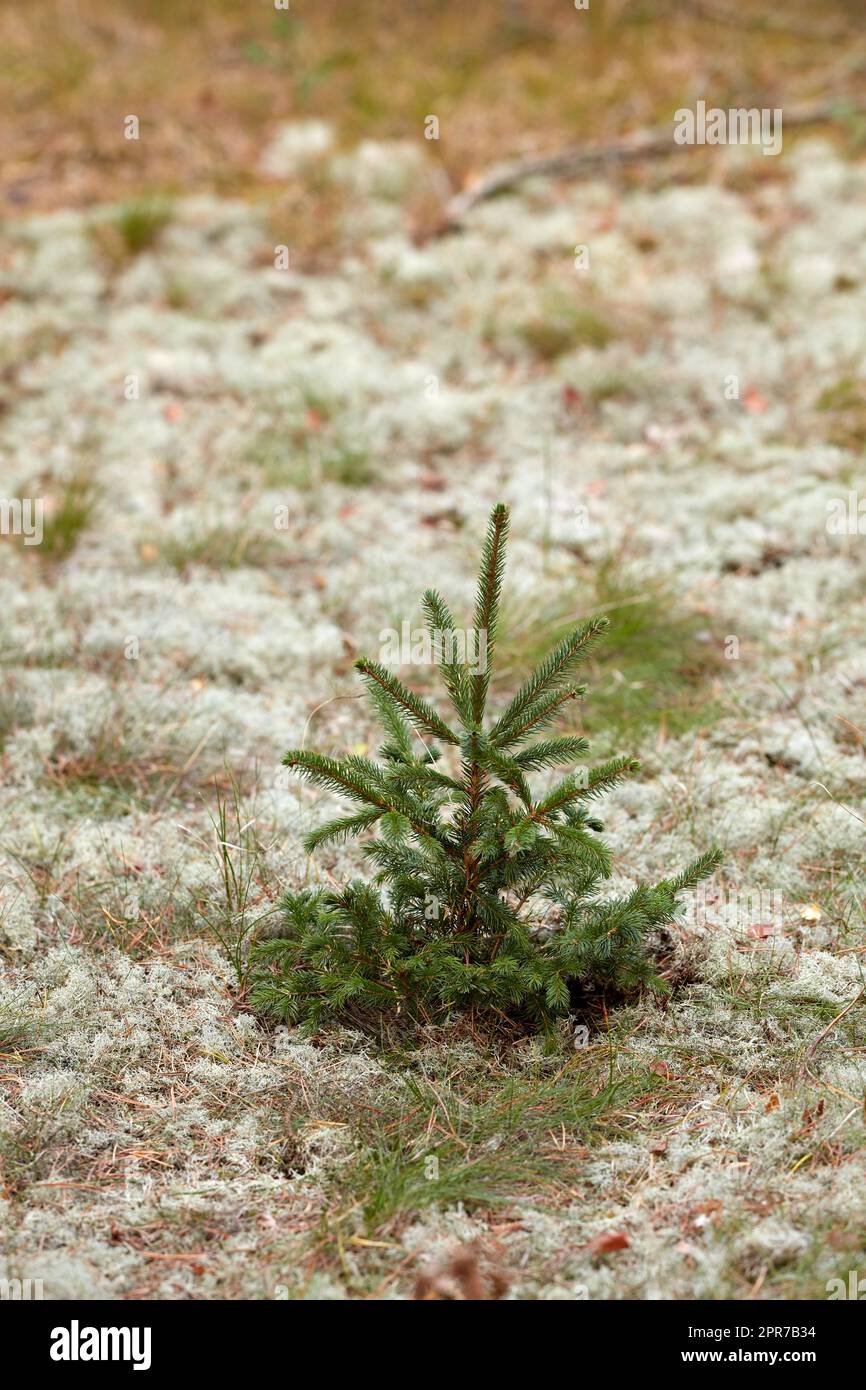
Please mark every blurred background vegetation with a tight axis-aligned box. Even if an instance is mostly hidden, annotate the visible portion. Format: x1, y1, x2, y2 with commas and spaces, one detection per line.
2, 0, 864, 214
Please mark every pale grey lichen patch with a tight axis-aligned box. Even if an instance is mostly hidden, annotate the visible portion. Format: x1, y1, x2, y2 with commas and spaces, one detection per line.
1, 137, 864, 1299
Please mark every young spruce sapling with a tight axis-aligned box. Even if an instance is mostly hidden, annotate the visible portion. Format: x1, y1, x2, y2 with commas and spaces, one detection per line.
252, 504, 721, 1035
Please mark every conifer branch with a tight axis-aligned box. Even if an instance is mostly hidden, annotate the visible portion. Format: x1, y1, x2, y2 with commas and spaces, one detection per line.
284, 749, 392, 808
512, 736, 590, 771
303, 808, 384, 853
355, 658, 459, 744
421, 588, 471, 722
660, 846, 724, 895
535, 756, 640, 817
470, 502, 509, 723
474, 740, 532, 807
367, 681, 416, 761
491, 617, 608, 744
493, 684, 587, 748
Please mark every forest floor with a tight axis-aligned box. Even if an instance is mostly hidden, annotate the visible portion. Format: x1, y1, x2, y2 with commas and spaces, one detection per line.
1, 114, 866, 1298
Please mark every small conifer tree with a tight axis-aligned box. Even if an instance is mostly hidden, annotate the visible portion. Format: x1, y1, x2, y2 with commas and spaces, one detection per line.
251, 504, 721, 1034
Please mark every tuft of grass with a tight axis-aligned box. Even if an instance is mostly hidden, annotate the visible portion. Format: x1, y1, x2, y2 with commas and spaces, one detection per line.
586, 369, 648, 406
163, 275, 193, 310
496, 563, 722, 749
69, 848, 203, 955
0, 1086, 81, 1196
41, 698, 215, 814
2, 828, 72, 918
815, 376, 866, 449
816, 378, 865, 413
773, 1231, 866, 1301
0, 685, 35, 751
309, 441, 376, 488
517, 290, 614, 361
349, 1069, 618, 1227
37, 473, 97, 561
246, 424, 376, 491
90, 198, 173, 265
306, 1045, 660, 1274
0, 1007, 42, 1055
155, 520, 283, 573
792, 836, 865, 947
0, 1120, 51, 1196
192, 774, 281, 991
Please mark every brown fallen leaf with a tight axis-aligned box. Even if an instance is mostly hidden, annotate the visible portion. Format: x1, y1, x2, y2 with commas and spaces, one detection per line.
688, 1199, 722, 1230
413, 1242, 509, 1301
421, 507, 463, 530
588, 1230, 630, 1255
747, 921, 777, 939
743, 386, 768, 414
648, 1059, 673, 1079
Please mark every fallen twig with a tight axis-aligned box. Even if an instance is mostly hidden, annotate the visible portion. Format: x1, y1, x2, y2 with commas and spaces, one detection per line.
807, 988, 865, 1060
436, 100, 866, 233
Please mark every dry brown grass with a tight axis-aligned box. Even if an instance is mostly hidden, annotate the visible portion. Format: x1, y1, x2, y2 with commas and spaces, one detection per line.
0, 0, 860, 215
